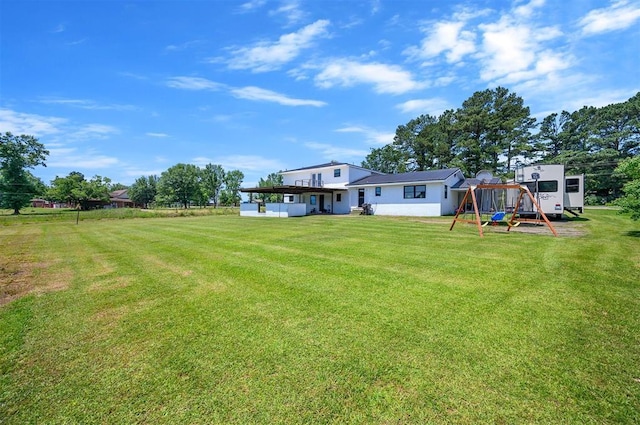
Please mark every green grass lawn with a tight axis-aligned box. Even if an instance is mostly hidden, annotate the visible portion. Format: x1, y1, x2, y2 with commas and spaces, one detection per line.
1, 209, 639, 424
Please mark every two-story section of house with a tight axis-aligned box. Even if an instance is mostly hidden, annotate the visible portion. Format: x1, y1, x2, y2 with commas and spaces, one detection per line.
240, 161, 382, 217
280, 161, 383, 214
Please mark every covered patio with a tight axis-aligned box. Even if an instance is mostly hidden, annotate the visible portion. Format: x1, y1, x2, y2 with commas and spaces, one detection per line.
239, 185, 343, 217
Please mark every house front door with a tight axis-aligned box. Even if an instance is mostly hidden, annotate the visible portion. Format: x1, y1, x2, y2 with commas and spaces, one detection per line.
358, 189, 365, 207
319, 194, 325, 212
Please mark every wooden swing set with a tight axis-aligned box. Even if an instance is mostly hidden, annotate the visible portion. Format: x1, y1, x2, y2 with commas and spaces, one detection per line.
449, 183, 558, 237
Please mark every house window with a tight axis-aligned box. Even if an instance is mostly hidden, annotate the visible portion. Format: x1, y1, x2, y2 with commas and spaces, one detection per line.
375, 187, 381, 196
310, 195, 317, 205
565, 178, 580, 193
404, 185, 426, 199
336, 193, 342, 202
334, 169, 341, 178
444, 185, 448, 199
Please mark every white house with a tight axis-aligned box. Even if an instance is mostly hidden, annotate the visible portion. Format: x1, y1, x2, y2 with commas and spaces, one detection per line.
240, 162, 465, 217
346, 168, 465, 216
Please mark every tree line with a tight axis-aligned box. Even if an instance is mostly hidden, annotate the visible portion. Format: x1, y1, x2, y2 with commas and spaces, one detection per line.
0, 133, 245, 213
362, 88, 639, 204
45, 164, 244, 210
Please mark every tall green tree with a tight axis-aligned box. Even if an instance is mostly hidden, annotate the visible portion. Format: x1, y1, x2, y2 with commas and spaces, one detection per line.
614, 155, 640, 220
157, 163, 201, 208
221, 170, 244, 206
490, 87, 537, 173
361, 144, 409, 173
129, 175, 158, 208
200, 163, 225, 208
109, 182, 128, 191
257, 172, 284, 203
537, 112, 569, 158
393, 114, 434, 171
47, 172, 111, 210
455, 89, 493, 176
0, 133, 49, 214
455, 87, 535, 176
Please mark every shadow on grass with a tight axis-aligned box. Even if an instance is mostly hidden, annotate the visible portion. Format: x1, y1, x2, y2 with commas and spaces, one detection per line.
562, 216, 590, 222
624, 230, 640, 238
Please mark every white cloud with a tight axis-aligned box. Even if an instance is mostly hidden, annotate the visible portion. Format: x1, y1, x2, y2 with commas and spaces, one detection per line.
197, 155, 286, 172
269, 0, 306, 25
230, 86, 327, 107
165, 40, 202, 52
304, 142, 369, 159
67, 39, 87, 46
403, 6, 491, 64
0, 109, 66, 136
474, 2, 566, 85
67, 124, 119, 142
167, 76, 326, 107
513, 0, 546, 18
371, 0, 381, 15
396, 98, 453, 116
405, 20, 476, 63
146, 132, 170, 138
166, 76, 225, 91
38, 97, 137, 111
226, 19, 330, 72
47, 147, 120, 169
562, 89, 638, 111
404, 1, 570, 89
314, 59, 424, 94
579, 0, 640, 35
238, 0, 267, 12
335, 126, 394, 146
123, 168, 164, 178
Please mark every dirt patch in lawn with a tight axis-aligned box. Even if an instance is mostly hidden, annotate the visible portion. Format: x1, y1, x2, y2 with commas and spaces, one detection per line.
414, 216, 589, 237
0, 259, 69, 306
0, 231, 70, 306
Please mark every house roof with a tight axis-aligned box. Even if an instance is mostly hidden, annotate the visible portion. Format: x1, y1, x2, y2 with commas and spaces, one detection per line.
240, 185, 337, 194
280, 161, 382, 174
347, 168, 462, 186
110, 189, 130, 199
451, 177, 502, 190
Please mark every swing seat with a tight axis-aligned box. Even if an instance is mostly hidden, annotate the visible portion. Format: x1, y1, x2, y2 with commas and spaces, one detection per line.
491, 211, 506, 221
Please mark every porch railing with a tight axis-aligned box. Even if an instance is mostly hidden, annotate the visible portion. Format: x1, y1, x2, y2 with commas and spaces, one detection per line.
294, 179, 324, 188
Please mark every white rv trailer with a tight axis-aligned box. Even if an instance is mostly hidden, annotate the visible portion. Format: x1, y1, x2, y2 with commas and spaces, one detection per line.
513, 164, 584, 219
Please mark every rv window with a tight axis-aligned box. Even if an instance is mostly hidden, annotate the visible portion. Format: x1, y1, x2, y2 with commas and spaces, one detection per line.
566, 178, 580, 193
528, 180, 558, 192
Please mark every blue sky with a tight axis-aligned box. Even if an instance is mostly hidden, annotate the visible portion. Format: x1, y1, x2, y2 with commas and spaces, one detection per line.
1, 0, 639, 187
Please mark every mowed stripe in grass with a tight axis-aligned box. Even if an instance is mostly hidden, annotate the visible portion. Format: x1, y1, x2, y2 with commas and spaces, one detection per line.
1, 210, 639, 423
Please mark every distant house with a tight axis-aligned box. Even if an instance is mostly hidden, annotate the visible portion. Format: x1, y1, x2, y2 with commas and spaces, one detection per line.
31, 198, 55, 208
109, 189, 137, 208
240, 161, 465, 217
